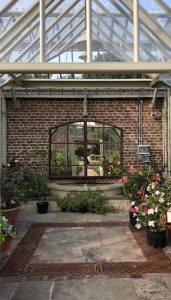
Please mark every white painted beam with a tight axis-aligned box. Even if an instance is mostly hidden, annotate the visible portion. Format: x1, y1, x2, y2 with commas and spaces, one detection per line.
6, 78, 153, 89
168, 89, 171, 176
86, 0, 92, 62
0, 62, 170, 73
120, 0, 171, 50
40, 0, 45, 62
133, 0, 139, 62
0, 89, 7, 164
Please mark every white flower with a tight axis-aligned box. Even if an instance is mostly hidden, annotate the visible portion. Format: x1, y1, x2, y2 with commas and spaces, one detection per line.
161, 192, 165, 197
14, 159, 18, 163
135, 223, 141, 229
7, 163, 11, 167
147, 185, 150, 191
151, 182, 155, 189
155, 191, 160, 195
148, 208, 155, 215
159, 198, 164, 203
133, 213, 137, 217
154, 207, 159, 213
1, 216, 7, 223
131, 201, 135, 206
148, 220, 155, 227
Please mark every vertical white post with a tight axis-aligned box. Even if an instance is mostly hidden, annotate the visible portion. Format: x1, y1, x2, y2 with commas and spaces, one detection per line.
86, 0, 92, 62
133, 0, 139, 62
163, 90, 167, 169
40, 0, 45, 62
168, 89, 171, 176
0, 89, 7, 166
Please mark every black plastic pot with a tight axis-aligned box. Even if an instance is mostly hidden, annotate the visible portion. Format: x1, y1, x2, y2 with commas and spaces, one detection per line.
61, 206, 67, 212
129, 211, 137, 226
146, 230, 166, 249
36, 201, 49, 214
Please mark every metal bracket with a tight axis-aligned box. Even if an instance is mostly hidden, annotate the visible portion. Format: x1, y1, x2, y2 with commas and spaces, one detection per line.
12, 87, 20, 110
83, 90, 88, 116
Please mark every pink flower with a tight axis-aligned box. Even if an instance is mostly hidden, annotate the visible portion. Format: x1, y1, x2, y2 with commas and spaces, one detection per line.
129, 193, 133, 198
116, 178, 123, 183
155, 173, 160, 181
138, 186, 144, 195
128, 165, 135, 174
130, 207, 137, 213
122, 176, 128, 183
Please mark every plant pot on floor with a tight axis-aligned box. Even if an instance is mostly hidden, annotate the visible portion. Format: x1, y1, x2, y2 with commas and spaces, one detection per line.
146, 230, 166, 249
61, 206, 67, 212
129, 211, 137, 226
1, 236, 12, 253
36, 201, 49, 214
2, 206, 21, 225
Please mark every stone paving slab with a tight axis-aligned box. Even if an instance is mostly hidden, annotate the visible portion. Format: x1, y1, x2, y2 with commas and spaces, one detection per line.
51, 278, 141, 300
31, 226, 145, 263
2, 276, 171, 300
0, 282, 19, 300
11, 281, 54, 300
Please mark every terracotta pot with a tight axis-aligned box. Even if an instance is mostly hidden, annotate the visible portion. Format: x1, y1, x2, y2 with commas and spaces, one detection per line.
1, 236, 12, 253
1, 206, 20, 225
146, 230, 166, 249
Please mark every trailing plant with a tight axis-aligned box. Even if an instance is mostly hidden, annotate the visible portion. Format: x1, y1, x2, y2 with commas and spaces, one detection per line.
0, 216, 16, 245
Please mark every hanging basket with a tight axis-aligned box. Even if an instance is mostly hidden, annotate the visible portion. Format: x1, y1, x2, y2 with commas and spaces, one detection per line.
146, 229, 166, 249
129, 211, 137, 226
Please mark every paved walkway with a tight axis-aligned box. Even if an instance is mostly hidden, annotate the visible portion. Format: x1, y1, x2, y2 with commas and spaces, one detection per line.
1, 210, 171, 300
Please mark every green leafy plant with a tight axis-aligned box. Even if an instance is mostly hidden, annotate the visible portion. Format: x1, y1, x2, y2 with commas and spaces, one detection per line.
56, 189, 117, 214
0, 216, 16, 245
0, 159, 29, 209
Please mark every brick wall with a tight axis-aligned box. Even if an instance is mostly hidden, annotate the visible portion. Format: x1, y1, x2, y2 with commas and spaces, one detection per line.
6, 97, 163, 174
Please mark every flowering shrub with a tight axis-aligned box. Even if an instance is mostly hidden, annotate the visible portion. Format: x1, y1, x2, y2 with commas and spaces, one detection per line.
123, 164, 165, 219
1, 160, 29, 209
0, 156, 49, 210
0, 216, 16, 245
136, 182, 171, 231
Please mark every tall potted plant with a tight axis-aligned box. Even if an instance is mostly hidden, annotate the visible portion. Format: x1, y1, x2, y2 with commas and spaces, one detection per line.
24, 145, 49, 214
0, 216, 16, 253
136, 181, 171, 248
0, 160, 28, 224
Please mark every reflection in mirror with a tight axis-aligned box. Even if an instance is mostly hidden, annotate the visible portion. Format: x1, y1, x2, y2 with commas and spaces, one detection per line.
50, 121, 122, 178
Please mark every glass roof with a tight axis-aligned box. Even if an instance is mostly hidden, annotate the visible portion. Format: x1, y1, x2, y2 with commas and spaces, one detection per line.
0, 0, 171, 86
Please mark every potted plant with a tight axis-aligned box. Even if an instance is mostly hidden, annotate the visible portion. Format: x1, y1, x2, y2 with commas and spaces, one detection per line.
0, 216, 16, 253
123, 164, 164, 226
136, 181, 171, 248
24, 145, 49, 214
123, 165, 148, 226
56, 195, 70, 212
0, 160, 28, 224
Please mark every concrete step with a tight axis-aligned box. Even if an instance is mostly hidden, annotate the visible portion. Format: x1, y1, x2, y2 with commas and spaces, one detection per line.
21, 195, 129, 213
48, 182, 123, 200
